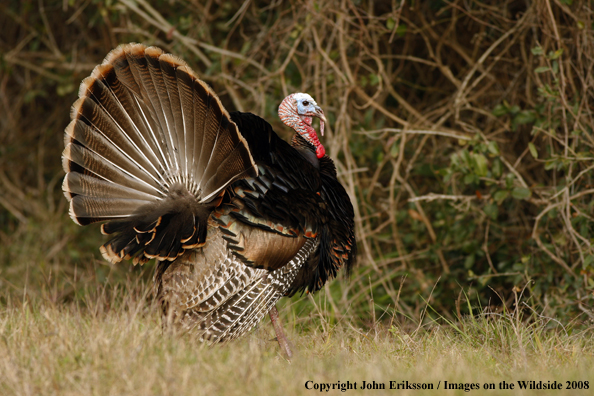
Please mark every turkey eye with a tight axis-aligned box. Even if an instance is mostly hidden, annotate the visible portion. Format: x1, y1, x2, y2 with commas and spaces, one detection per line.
302, 101, 309, 106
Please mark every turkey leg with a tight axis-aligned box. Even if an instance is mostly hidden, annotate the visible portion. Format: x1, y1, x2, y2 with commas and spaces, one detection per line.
269, 305, 293, 359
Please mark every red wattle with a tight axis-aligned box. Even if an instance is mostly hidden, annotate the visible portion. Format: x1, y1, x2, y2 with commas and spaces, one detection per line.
316, 145, 325, 158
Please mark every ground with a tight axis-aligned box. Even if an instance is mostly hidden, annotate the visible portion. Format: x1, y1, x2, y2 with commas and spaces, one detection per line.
1, 283, 592, 396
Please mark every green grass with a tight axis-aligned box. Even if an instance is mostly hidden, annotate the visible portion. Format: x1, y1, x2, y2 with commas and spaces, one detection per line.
1, 281, 592, 396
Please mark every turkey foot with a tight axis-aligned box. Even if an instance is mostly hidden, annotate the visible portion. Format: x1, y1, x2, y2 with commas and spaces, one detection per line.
269, 305, 293, 360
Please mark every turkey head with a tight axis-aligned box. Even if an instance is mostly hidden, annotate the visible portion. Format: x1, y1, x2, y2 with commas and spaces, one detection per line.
278, 93, 327, 158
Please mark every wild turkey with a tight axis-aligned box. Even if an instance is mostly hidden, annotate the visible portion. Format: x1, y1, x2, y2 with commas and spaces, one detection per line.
62, 43, 356, 357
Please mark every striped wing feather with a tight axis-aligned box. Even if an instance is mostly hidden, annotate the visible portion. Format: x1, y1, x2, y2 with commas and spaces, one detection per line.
159, 226, 318, 342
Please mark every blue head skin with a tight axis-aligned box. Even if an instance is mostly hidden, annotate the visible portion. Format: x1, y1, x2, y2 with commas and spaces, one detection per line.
293, 93, 326, 137
278, 92, 327, 158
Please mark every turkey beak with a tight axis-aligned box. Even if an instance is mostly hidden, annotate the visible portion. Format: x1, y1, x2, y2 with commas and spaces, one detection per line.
314, 106, 326, 136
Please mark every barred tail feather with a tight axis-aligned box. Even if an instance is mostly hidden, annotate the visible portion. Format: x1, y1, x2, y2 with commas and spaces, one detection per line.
62, 43, 257, 264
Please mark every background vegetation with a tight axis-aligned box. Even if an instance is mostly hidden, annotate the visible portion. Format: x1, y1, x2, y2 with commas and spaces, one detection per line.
1, 1, 594, 390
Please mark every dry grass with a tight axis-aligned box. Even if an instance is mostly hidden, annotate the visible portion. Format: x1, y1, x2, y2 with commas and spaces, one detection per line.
1, 285, 593, 395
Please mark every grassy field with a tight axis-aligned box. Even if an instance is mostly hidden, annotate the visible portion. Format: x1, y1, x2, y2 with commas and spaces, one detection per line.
1, 278, 592, 396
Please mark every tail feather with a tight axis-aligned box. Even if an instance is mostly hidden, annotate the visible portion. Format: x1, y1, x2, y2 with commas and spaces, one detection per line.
64, 117, 163, 191
159, 54, 187, 181
63, 172, 156, 201
193, 82, 221, 192
123, 45, 179, 175
104, 53, 173, 174
79, 68, 167, 178
144, 47, 183, 180
63, 43, 257, 263
63, 142, 160, 197
201, 120, 256, 202
71, 196, 150, 220
175, 66, 196, 184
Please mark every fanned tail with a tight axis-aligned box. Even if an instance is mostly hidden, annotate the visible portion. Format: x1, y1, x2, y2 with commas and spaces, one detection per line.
62, 43, 257, 265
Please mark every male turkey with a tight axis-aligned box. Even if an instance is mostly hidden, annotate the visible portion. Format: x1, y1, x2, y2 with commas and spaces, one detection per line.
62, 43, 356, 357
